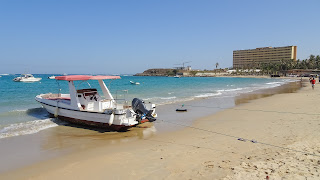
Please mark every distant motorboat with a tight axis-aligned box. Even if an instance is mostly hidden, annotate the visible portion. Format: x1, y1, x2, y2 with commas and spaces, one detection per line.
13, 74, 42, 82
48, 75, 56, 79
174, 75, 181, 78
130, 81, 140, 85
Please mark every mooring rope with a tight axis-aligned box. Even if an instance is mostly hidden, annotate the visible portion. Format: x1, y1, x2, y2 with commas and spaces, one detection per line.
156, 118, 320, 157
183, 104, 320, 116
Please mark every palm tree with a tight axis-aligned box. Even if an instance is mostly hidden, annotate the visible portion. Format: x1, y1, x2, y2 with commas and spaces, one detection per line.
315, 55, 320, 69
308, 55, 316, 69
215, 62, 219, 74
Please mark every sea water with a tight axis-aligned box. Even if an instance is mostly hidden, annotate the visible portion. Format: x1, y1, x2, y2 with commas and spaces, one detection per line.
0, 74, 297, 139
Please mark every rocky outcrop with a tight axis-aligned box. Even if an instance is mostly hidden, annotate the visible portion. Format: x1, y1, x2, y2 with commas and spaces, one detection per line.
134, 69, 176, 76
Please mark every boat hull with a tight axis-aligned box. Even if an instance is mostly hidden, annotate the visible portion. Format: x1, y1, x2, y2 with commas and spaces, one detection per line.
37, 100, 138, 131
49, 113, 132, 131
13, 78, 42, 82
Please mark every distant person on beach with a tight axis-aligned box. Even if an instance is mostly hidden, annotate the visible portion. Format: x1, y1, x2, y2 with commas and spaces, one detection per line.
311, 78, 316, 89
318, 76, 320, 83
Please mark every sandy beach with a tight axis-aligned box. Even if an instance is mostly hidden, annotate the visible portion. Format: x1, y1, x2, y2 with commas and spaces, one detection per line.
1, 79, 319, 180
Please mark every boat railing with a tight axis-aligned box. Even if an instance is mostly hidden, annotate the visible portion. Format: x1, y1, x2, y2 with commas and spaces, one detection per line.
114, 90, 130, 107
113, 98, 131, 109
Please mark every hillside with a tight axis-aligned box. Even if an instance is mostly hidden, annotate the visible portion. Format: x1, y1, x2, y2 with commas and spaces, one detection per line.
134, 68, 177, 76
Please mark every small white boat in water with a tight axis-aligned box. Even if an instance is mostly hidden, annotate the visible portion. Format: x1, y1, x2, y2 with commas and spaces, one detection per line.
13, 74, 42, 82
174, 75, 181, 78
35, 75, 157, 131
48, 75, 56, 79
130, 81, 140, 85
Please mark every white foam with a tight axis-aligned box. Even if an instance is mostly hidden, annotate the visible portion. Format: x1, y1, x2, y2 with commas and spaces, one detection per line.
266, 82, 282, 85
9, 109, 27, 113
217, 88, 243, 92
143, 78, 298, 106
160, 96, 177, 100
156, 97, 196, 106
144, 96, 177, 101
195, 92, 222, 98
0, 118, 59, 139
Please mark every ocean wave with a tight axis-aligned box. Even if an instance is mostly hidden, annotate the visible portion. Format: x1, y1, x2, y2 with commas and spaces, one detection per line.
9, 109, 28, 113
143, 98, 152, 101
0, 118, 60, 139
160, 96, 177, 100
195, 92, 222, 98
143, 96, 177, 101
265, 82, 282, 85
0, 109, 28, 118
155, 97, 197, 106
0, 108, 49, 120
217, 88, 244, 92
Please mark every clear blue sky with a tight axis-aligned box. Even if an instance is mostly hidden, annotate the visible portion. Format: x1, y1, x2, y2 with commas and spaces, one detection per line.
0, 0, 319, 74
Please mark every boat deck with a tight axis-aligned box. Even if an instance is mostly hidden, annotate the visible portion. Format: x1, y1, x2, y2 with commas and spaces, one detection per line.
40, 94, 71, 105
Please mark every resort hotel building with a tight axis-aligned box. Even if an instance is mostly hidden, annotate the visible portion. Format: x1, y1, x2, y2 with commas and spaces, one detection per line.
233, 46, 297, 68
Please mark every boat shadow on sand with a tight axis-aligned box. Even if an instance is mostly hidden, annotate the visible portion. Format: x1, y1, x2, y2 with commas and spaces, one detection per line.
26, 107, 118, 133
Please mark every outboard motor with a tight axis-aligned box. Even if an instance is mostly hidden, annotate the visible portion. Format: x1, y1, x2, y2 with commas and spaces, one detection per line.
132, 98, 156, 122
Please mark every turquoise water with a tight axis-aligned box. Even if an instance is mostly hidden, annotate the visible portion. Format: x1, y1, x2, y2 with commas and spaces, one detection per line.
0, 74, 296, 138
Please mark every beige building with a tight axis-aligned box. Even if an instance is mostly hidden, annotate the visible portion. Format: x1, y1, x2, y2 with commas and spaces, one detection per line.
233, 46, 297, 68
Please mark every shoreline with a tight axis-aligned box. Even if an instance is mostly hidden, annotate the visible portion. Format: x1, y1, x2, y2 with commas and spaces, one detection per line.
0, 77, 300, 173
1, 78, 318, 179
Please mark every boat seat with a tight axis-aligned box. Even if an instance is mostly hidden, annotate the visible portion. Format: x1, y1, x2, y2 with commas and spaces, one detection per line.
77, 88, 100, 101
77, 88, 98, 93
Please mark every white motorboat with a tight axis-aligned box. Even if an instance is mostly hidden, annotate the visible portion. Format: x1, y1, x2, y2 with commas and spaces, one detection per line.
174, 75, 181, 78
130, 81, 140, 85
48, 75, 56, 79
35, 75, 157, 131
13, 74, 42, 82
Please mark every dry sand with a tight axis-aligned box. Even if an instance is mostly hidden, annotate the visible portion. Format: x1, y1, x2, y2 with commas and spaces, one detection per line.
1, 80, 320, 180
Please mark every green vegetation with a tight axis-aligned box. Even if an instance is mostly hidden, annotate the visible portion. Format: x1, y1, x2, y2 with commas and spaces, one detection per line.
234, 55, 320, 75
165, 69, 179, 76
189, 71, 198, 76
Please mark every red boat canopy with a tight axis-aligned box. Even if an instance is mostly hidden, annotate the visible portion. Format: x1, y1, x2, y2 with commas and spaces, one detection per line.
55, 75, 121, 81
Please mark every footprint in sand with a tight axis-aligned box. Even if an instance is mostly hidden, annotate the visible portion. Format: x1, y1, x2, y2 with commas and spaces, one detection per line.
204, 161, 214, 168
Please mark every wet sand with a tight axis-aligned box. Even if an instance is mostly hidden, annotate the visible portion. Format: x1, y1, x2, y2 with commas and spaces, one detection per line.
1, 78, 317, 179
